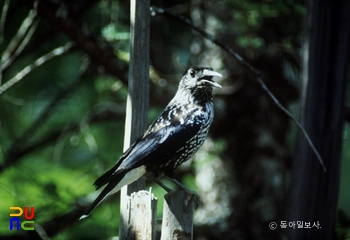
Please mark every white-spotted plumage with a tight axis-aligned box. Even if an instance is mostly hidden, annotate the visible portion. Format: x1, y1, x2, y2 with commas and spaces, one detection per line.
80, 66, 221, 219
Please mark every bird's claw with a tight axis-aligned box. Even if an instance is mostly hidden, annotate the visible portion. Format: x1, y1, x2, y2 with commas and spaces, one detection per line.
187, 189, 201, 210
164, 176, 201, 209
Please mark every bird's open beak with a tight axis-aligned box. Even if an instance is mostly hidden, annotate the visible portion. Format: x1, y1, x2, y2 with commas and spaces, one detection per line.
200, 69, 222, 88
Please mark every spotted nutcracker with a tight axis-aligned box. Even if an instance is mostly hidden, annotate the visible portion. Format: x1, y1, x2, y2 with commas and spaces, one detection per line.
80, 66, 221, 219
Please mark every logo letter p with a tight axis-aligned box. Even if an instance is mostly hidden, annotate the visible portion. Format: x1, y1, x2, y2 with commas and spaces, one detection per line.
10, 207, 23, 217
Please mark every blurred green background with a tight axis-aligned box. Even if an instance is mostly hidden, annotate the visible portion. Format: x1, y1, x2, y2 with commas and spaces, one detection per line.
0, 0, 349, 239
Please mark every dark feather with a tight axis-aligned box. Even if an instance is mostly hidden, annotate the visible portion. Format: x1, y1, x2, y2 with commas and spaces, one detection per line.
80, 66, 221, 219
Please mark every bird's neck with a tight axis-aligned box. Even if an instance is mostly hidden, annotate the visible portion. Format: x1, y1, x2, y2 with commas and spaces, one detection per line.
172, 87, 213, 106
192, 87, 213, 104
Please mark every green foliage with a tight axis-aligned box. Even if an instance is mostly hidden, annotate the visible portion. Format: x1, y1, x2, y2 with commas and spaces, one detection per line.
227, 0, 305, 50
0, 0, 349, 239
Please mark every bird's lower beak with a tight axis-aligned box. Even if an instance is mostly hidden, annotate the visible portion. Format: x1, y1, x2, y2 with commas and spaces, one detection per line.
200, 69, 222, 88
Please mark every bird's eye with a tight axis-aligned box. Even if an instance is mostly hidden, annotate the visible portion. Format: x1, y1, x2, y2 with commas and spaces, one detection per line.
190, 70, 196, 78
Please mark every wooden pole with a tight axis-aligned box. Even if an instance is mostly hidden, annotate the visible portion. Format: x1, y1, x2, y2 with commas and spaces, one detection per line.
161, 191, 196, 240
127, 189, 157, 239
119, 0, 156, 239
287, 1, 350, 239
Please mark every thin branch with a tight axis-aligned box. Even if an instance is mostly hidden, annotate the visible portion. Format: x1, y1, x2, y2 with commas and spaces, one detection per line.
0, 42, 74, 95
8, 59, 81, 146
22, 0, 128, 82
151, 6, 326, 172
0, 0, 10, 44
0, 2, 38, 84
1, 60, 86, 172
0, 19, 39, 72
256, 76, 325, 172
0, 106, 124, 173
0, 6, 38, 69
0, 67, 80, 172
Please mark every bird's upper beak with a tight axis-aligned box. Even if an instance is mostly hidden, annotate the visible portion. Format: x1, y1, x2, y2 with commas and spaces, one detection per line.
199, 69, 222, 88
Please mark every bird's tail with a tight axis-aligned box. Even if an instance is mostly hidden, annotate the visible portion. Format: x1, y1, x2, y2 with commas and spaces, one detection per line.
79, 165, 146, 220
79, 177, 123, 220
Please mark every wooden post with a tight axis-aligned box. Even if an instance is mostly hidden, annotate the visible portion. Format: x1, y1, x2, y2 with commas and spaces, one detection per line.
287, 1, 349, 239
127, 189, 158, 239
161, 191, 196, 240
119, 0, 155, 239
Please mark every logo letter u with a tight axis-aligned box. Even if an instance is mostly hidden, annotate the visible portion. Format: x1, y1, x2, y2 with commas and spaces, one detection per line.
24, 207, 35, 220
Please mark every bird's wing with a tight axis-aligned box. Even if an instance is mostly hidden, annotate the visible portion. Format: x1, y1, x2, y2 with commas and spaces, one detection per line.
93, 137, 144, 189
93, 105, 203, 189
118, 105, 204, 168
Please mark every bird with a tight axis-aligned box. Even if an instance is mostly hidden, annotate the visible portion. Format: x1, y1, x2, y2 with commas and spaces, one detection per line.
80, 65, 221, 220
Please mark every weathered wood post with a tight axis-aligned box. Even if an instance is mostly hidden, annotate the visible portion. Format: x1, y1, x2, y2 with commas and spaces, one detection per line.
119, 1, 195, 239
161, 190, 196, 240
119, 0, 157, 239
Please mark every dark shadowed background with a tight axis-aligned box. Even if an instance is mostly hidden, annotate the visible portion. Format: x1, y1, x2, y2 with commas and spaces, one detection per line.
1, 0, 349, 239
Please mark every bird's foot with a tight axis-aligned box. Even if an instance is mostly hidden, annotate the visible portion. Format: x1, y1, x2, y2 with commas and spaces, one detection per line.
154, 178, 173, 193
184, 188, 201, 209
154, 177, 201, 209
166, 177, 201, 209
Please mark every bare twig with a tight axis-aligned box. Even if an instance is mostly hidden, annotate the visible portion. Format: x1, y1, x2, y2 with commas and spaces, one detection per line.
0, 0, 10, 44
0, 19, 39, 73
0, 7, 38, 70
151, 6, 326, 172
0, 59, 86, 172
0, 102, 125, 173
23, 0, 128, 82
0, 42, 74, 95
0, 2, 38, 85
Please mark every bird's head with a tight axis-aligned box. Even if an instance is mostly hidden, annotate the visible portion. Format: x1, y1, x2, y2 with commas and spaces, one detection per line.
180, 66, 222, 90
177, 66, 222, 103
